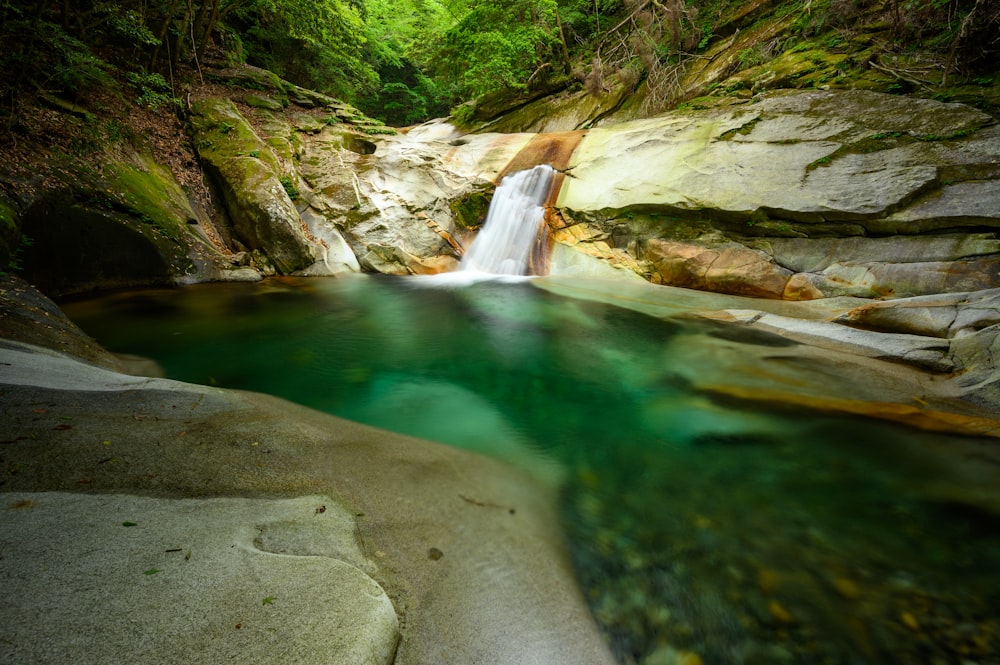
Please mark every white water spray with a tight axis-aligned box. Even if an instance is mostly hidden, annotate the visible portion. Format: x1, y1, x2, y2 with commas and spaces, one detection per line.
461, 165, 555, 276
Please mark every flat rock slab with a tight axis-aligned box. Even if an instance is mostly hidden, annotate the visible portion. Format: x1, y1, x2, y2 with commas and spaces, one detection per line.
556, 90, 997, 226
0, 493, 398, 665
0, 335, 616, 665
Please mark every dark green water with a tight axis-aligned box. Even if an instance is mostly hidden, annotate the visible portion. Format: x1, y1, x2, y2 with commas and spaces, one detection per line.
63, 275, 1000, 665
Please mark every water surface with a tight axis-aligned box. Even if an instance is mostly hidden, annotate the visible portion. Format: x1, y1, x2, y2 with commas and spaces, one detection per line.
63, 275, 1000, 665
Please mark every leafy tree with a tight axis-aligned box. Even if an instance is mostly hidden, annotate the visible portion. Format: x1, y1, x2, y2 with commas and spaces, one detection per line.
433, 0, 563, 99
221, 0, 377, 99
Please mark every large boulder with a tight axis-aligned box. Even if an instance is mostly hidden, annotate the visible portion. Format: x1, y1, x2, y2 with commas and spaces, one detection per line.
9, 149, 244, 297
298, 120, 533, 275
534, 276, 1000, 438
557, 90, 994, 225
548, 90, 1000, 299
190, 98, 322, 275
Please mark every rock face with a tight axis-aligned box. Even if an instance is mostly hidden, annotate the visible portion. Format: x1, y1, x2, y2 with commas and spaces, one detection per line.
1, 493, 400, 665
296, 120, 533, 274
535, 277, 1000, 438
190, 98, 323, 275
281, 89, 998, 301
550, 90, 1000, 299
7, 147, 241, 297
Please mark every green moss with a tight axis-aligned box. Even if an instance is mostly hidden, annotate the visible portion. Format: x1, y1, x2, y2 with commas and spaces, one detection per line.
190, 98, 282, 174
807, 131, 912, 170
449, 190, 493, 229
106, 156, 196, 238
279, 176, 299, 200
913, 128, 977, 142
719, 115, 762, 140
0, 198, 19, 271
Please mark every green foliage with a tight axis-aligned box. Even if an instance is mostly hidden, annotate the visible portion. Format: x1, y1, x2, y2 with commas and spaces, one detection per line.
6, 235, 34, 274
233, 0, 378, 101
450, 102, 477, 126
738, 47, 766, 69
279, 176, 299, 200
376, 82, 428, 125
434, 0, 560, 99
108, 9, 160, 47
557, 0, 623, 43
39, 25, 117, 95
126, 71, 177, 110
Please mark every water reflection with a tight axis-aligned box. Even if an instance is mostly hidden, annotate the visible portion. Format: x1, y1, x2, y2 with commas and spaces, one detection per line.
63, 275, 1000, 665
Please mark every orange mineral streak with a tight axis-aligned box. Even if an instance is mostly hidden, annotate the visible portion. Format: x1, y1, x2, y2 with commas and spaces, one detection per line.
484, 131, 586, 276
497, 130, 586, 205
704, 384, 1000, 439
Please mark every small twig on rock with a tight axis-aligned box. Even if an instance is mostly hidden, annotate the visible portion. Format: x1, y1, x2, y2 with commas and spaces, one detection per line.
459, 494, 516, 514
868, 59, 936, 91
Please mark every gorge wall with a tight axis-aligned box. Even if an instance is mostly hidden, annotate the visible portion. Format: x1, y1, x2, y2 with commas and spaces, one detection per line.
2, 64, 998, 424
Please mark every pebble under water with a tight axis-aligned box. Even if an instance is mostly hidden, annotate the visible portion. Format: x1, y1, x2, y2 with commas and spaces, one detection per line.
63, 275, 1000, 665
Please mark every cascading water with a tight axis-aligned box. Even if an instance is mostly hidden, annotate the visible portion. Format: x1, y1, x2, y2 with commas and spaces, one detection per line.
461, 164, 555, 275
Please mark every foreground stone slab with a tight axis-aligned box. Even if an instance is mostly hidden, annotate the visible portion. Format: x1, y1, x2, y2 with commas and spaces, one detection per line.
0, 338, 615, 665
0, 493, 397, 665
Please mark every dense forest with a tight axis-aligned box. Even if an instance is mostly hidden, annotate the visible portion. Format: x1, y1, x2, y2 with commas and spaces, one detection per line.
1, 0, 998, 127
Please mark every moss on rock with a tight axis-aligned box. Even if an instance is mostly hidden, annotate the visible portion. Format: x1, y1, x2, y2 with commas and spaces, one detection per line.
449, 189, 493, 229
106, 154, 197, 239
190, 98, 318, 274
0, 195, 18, 271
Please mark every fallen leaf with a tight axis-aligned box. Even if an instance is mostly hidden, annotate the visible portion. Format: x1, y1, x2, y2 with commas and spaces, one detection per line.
54, 424, 72, 431
143, 568, 160, 576
122, 521, 138, 527
262, 596, 276, 606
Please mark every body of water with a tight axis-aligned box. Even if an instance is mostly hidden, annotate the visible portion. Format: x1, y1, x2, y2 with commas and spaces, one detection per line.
63, 274, 1000, 665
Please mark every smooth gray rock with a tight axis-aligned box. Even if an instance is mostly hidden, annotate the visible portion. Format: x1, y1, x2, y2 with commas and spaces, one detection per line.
533, 277, 1000, 437
556, 93, 994, 225
838, 289, 1000, 339
0, 336, 616, 665
0, 493, 398, 665
766, 235, 1000, 273
711, 309, 956, 372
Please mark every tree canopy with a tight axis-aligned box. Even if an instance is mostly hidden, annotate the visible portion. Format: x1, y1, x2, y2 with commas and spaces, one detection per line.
1, 0, 996, 126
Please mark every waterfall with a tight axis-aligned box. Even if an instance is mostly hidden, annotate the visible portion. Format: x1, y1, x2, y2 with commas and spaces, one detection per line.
461, 165, 555, 276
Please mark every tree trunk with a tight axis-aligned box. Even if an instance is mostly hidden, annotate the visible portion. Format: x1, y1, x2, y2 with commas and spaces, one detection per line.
169, 2, 191, 75
196, 0, 222, 62
150, 0, 183, 70
553, 4, 572, 74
